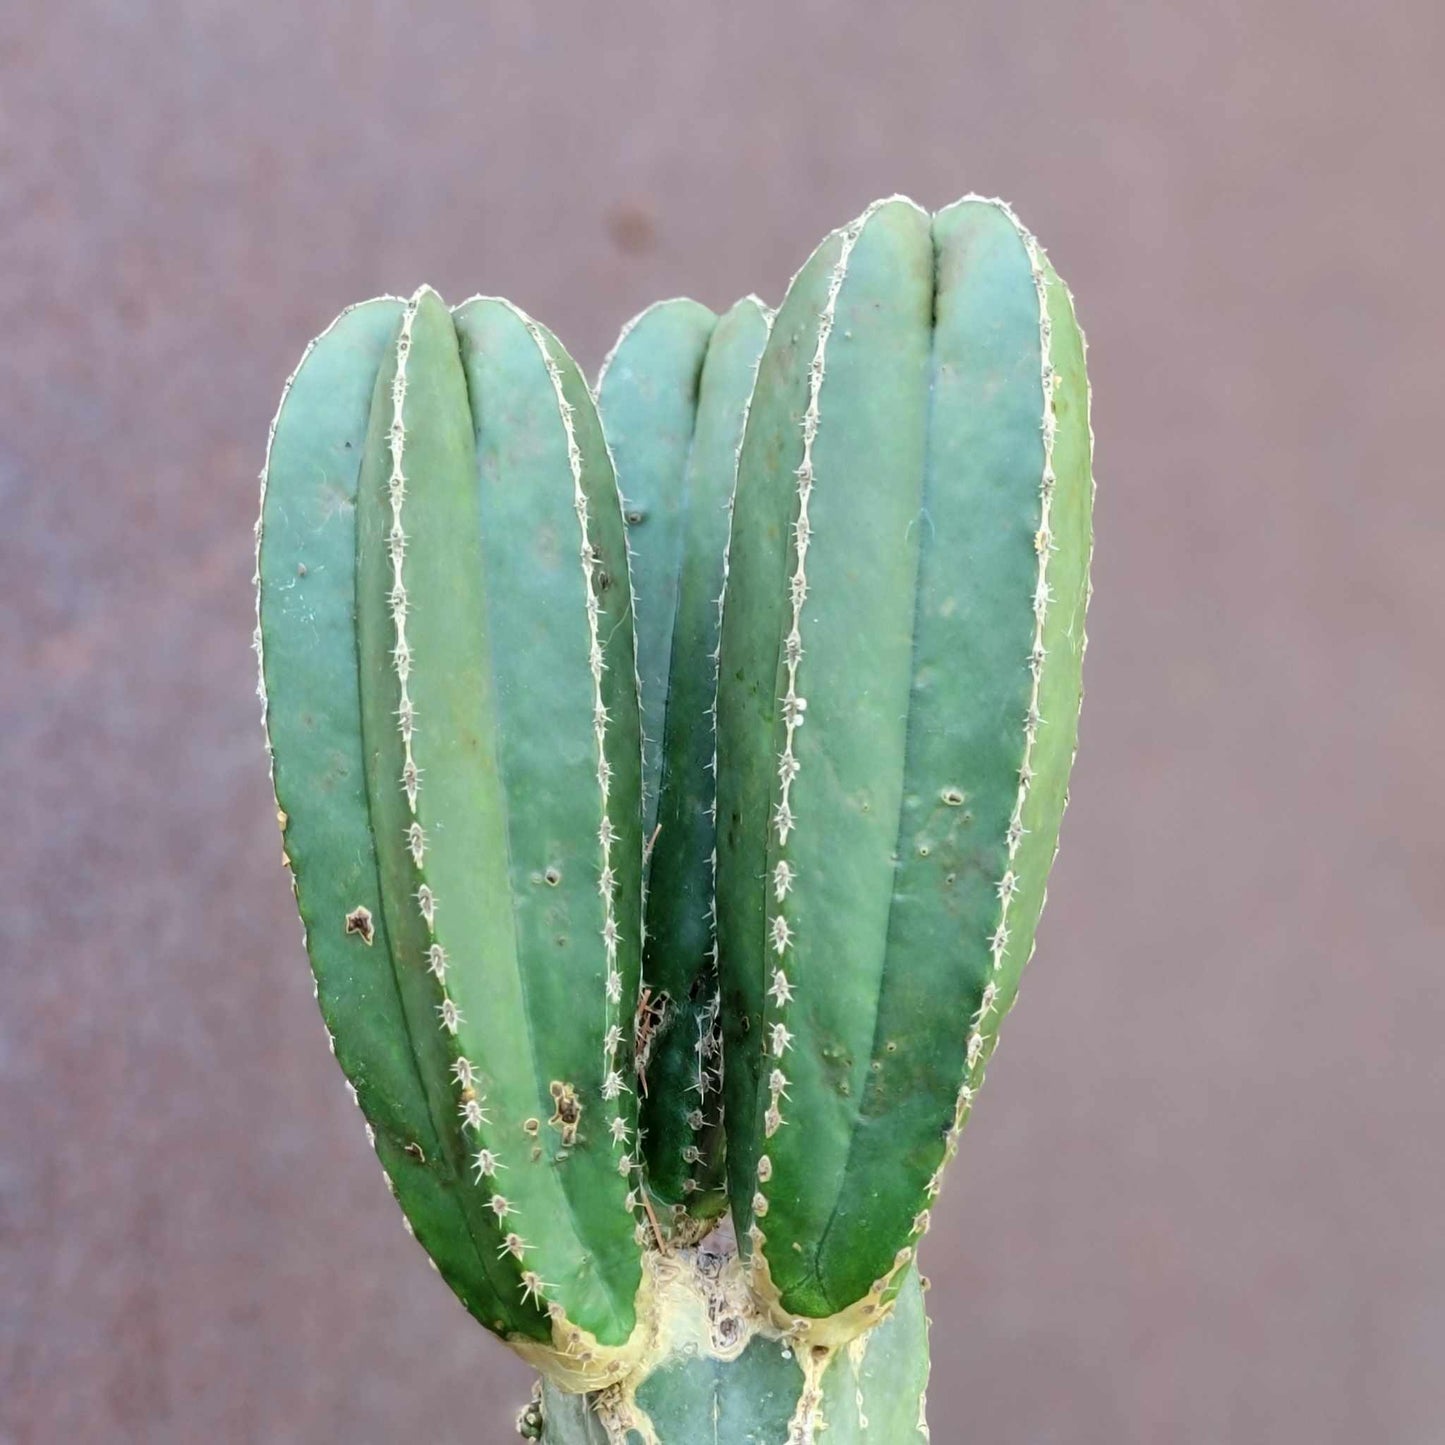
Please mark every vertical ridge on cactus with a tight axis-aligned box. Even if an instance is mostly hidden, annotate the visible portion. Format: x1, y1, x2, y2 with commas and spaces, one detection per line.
354, 287, 553, 1325
256, 191, 1093, 1442
597, 296, 773, 1223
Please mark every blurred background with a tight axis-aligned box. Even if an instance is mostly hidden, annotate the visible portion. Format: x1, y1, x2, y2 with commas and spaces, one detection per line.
3, 3, 1442, 1441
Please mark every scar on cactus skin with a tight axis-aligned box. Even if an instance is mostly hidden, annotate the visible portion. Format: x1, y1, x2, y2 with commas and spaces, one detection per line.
548, 1081, 582, 1147
343, 906, 374, 944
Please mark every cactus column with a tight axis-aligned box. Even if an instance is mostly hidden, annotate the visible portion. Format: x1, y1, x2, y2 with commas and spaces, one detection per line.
596, 295, 772, 1227
258, 288, 650, 1373
717, 194, 1093, 1336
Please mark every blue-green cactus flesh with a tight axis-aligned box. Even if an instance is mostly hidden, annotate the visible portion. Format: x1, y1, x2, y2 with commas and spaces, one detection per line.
260, 289, 650, 1364
258, 295, 551, 1343
716, 196, 1093, 1329
597, 297, 773, 1224
538, 1260, 931, 1444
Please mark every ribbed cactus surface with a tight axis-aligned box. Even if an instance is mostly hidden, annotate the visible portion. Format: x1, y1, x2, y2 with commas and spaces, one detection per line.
596, 296, 772, 1223
259, 288, 648, 1364
717, 195, 1093, 1330
255, 193, 1093, 1443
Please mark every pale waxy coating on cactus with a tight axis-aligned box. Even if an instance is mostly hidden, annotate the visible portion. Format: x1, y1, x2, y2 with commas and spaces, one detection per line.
716, 195, 1093, 1329
596, 296, 773, 1221
257, 192, 1092, 1444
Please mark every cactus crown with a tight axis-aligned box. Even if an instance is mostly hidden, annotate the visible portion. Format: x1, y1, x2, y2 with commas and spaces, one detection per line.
256, 194, 1093, 1442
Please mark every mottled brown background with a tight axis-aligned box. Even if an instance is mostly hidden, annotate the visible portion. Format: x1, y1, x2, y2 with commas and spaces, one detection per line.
3, 3, 1442, 1442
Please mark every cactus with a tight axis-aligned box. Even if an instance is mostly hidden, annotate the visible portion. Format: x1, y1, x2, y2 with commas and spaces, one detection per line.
255, 193, 1092, 1442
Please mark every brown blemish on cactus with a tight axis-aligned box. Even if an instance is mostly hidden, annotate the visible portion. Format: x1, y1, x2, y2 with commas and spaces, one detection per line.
343, 906, 374, 944
523, 1117, 540, 1136
404, 1141, 425, 1163
548, 1081, 582, 1146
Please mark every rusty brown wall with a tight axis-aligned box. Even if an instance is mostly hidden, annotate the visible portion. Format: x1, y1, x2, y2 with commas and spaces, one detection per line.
3, 4, 1443, 1441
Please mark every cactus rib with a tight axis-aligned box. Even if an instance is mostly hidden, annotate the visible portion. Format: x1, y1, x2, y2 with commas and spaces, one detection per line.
594, 297, 717, 841
438, 294, 647, 1347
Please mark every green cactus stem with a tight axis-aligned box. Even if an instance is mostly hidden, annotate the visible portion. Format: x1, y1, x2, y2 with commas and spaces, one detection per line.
716, 194, 1093, 1334
596, 296, 772, 1226
537, 1252, 931, 1445
256, 190, 1092, 1443
258, 287, 651, 1370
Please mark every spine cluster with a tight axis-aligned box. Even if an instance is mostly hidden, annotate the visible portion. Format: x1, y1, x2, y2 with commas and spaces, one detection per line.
681, 991, 723, 1202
